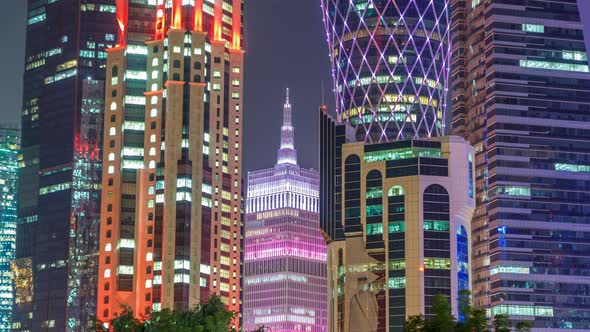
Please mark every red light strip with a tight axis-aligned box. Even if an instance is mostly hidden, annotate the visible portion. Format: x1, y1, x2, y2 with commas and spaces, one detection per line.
116, 0, 128, 46
171, 0, 183, 29
193, 0, 203, 31
231, 0, 241, 49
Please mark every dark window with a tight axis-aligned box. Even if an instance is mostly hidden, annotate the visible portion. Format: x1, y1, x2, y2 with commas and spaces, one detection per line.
173, 60, 181, 68
111, 65, 118, 77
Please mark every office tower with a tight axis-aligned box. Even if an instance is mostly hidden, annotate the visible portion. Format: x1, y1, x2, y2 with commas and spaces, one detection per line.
0, 127, 19, 331
97, 1, 244, 330
321, 0, 451, 143
243, 90, 327, 332
451, 0, 590, 329
320, 1, 475, 331
14, 2, 116, 331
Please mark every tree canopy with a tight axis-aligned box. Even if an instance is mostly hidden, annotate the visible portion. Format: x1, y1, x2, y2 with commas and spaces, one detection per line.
404, 292, 531, 332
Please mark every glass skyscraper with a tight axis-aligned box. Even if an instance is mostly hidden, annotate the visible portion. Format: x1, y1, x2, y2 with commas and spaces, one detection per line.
244, 90, 327, 332
320, 1, 475, 331
322, 0, 451, 143
15, 1, 115, 331
451, 0, 590, 329
0, 127, 19, 331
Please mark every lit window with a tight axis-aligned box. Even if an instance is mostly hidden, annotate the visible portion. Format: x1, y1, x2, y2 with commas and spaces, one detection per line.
152, 58, 159, 66
146, 253, 153, 261
150, 134, 157, 143
105, 243, 112, 252
149, 160, 156, 169
108, 166, 114, 174
145, 280, 152, 288
151, 108, 158, 117
522, 24, 544, 33
151, 71, 158, 79
151, 83, 158, 91
104, 269, 111, 278
149, 147, 156, 156
151, 96, 158, 104
108, 153, 115, 161
110, 102, 117, 111
232, 66, 240, 73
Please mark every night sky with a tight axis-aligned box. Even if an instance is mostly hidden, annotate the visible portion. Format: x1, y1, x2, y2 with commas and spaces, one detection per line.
1, 1, 589, 174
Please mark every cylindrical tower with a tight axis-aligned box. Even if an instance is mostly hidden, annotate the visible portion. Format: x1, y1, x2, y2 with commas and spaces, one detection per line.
321, 0, 451, 143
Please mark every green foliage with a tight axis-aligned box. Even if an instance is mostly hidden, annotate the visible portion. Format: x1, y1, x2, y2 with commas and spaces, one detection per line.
492, 314, 511, 332
102, 295, 236, 332
515, 321, 533, 332
404, 292, 531, 332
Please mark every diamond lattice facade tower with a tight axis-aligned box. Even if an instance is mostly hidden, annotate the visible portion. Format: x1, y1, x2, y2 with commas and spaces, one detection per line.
0, 127, 19, 331
451, 0, 590, 329
97, 1, 244, 329
321, 0, 451, 143
243, 91, 327, 332
15, 1, 116, 331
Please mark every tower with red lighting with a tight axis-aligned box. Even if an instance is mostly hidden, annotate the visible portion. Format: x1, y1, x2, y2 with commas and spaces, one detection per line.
97, 1, 244, 329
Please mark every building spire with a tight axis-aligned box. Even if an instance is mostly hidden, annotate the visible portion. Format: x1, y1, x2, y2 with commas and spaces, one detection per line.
277, 88, 297, 165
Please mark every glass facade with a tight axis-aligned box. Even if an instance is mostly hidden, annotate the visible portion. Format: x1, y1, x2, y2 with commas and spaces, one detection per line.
244, 91, 327, 332
321, 0, 451, 142
0, 128, 19, 331
15, 1, 116, 331
451, 0, 590, 328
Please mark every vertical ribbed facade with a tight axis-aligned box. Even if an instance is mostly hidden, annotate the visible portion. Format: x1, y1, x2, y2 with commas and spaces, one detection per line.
451, 0, 590, 329
15, 1, 115, 331
321, 0, 451, 143
244, 92, 327, 332
0, 127, 19, 331
97, 1, 244, 330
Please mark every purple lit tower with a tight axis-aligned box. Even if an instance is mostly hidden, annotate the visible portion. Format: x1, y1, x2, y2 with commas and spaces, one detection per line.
244, 90, 327, 332
321, 0, 451, 143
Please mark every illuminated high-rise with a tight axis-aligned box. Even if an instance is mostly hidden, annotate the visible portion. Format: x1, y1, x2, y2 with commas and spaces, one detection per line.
243, 90, 327, 332
14, 2, 115, 331
321, 0, 451, 143
320, 1, 474, 331
97, 1, 244, 330
451, 0, 590, 329
0, 127, 19, 331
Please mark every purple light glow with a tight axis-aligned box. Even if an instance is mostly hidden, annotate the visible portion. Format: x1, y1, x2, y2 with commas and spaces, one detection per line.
322, 0, 451, 143
243, 90, 327, 332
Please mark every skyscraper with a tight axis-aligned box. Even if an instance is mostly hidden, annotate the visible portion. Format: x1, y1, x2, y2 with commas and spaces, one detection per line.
320, 1, 475, 331
97, 1, 244, 330
0, 127, 19, 331
451, 0, 590, 329
243, 90, 327, 332
14, 2, 115, 331
322, 0, 451, 143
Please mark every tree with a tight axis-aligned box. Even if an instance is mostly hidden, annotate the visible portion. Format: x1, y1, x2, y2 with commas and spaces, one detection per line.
404, 314, 426, 332
428, 294, 455, 332
492, 314, 511, 332
515, 321, 533, 332
101, 295, 235, 332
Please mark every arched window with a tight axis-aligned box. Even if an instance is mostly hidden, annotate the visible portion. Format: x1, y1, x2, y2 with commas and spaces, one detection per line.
387, 184, 406, 327
423, 184, 451, 317
344, 155, 361, 233
111, 65, 118, 77
110, 102, 117, 111
457, 225, 469, 321
365, 170, 383, 237
173, 60, 181, 68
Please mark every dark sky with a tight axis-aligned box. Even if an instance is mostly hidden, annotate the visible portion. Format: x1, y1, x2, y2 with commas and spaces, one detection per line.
1, 1, 589, 174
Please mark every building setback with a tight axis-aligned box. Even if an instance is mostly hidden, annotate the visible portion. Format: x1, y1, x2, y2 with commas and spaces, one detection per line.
97, 0, 244, 330
243, 90, 327, 332
14, 1, 116, 331
451, 0, 590, 329
320, 1, 475, 331
0, 127, 19, 331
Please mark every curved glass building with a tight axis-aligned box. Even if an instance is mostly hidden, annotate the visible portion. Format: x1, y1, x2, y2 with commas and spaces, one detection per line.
322, 0, 451, 142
